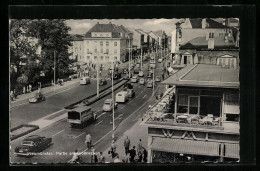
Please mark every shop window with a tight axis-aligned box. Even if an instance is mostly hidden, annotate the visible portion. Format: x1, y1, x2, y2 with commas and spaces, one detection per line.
177, 95, 188, 113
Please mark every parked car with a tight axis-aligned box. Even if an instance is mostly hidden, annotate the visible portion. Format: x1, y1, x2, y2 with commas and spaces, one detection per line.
155, 76, 161, 82
138, 71, 144, 77
139, 78, 145, 85
158, 58, 163, 63
136, 64, 140, 68
28, 92, 45, 103
131, 76, 139, 83
80, 76, 91, 85
147, 72, 153, 78
123, 83, 133, 89
127, 89, 135, 98
147, 79, 153, 88
103, 99, 118, 112
99, 78, 107, 86
14, 135, 52, 157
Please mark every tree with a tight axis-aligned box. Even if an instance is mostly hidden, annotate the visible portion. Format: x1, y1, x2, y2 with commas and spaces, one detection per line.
27, 19, 72, 80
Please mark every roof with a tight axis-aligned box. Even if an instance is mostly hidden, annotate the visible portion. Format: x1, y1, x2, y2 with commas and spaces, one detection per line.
162, 64, 239, 89
85, 22, 129, 38
151, 137, 220, 156
70, 106, 91, 113
189, 18, 228, 28
71, 34, 84, 41
180, 36, 237, 50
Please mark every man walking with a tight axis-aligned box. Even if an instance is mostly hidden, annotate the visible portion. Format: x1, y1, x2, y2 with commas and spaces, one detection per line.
110, 139, 117, 158
137, 139, 143, 154
85, 133, 92, 150
129, 146, 136, 163
124, 136, 131, 155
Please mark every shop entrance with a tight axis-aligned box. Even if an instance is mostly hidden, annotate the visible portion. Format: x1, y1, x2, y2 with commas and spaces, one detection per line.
200, 96, 222, 117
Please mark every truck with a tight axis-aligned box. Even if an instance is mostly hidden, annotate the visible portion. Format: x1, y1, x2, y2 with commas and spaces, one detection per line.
67, 106, 97, 128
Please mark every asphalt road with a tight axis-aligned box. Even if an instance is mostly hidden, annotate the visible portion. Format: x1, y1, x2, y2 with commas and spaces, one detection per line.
10, 51, 166, 164
10, 79, 114, 129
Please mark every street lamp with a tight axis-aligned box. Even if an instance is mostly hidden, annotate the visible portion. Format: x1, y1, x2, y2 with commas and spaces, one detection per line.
53, 50, 56, 93
111, 60, 115, 139
96, 54, 100, 97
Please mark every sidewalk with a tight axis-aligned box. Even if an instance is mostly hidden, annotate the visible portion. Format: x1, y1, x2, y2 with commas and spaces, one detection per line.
10, 78, 81, 104
100, 84, 166, 163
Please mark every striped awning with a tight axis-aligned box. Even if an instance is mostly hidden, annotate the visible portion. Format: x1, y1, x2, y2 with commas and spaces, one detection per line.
150, 137, 220, 156
225, 143, 240, 159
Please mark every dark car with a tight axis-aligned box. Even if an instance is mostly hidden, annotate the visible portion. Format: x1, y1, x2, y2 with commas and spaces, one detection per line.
111, 71, 122, 80
99, 78, 107, 86
28, 92, 45, 103
14, 135, 52, 157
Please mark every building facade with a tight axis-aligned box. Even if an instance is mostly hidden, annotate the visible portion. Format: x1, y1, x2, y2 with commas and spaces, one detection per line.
69, 22, 133, 64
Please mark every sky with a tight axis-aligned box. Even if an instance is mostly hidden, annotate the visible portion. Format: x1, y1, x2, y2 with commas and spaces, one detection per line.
65, 19, 182, 36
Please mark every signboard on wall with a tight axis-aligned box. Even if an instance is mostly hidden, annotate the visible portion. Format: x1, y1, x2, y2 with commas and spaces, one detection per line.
91, 32, 112, 38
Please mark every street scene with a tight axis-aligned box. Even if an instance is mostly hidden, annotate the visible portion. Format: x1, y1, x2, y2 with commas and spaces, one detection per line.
10, 18, 240, 164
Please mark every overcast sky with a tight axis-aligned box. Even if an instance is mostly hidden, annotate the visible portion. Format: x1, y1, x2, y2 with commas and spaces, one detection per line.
65, 19, 182, 36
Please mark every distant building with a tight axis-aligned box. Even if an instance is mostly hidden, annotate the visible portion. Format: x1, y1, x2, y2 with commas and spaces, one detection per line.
176, 33, 239, 69
171, 18, 230, 56
69, 22, 132, 63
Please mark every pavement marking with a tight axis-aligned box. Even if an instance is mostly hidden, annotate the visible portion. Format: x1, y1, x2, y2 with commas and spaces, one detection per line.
52, 129, 65, 137
143, 94, 147, 99
95, 120, 103, 126
74, 132, 85, 139
128, 100, 133, 104
97, 112, 106, 119
120, 106, 125, 109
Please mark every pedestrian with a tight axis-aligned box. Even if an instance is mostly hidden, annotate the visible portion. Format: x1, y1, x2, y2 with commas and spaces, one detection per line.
155, 92, 159, 101
99, 152, 106, 163
100, 70, 102, 76
90, 145, 98, 163
137, 139, 142, 154
129, 146, 136, 163
114, 155, 121, 163
162, 73, 165, 81
124, 136, 131, 155
13, 89, 17, 99
142, 147, 148, 163
10, 91, 14, 101
27, 85, 29, 93
29, 84, 32, 93
23, 86, 26, 94
85, 133, 92, 150
86, 69, 89, 76
110, 140, 117, 158
122, 153, 130, 163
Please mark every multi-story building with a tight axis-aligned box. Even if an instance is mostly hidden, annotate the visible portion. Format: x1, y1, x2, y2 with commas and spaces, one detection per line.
171, 18, 230, 57
69, 22, 132, 64
176, 32, 239, 68
68, 34, 84, 61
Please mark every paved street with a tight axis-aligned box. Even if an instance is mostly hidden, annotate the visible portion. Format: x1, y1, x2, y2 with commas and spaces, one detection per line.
10, 51, 167, 164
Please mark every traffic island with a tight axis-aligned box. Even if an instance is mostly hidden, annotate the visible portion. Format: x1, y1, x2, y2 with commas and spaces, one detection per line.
10, 124, 39, 141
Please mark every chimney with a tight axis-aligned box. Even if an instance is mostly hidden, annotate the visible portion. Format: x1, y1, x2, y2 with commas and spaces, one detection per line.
202, 18, 206, 28
208, 33, 214, 49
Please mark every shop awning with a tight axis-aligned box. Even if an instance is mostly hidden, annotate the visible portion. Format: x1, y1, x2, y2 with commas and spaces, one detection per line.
224, 143, 239, 159
150, 137, 220, 156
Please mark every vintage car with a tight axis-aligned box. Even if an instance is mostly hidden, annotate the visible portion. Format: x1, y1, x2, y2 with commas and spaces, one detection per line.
147, 72, 153, 78
123, 83, 133, 89
14, 135, 52, 157
131, 76, 139, 83
99, 78, 107, 86
80, 76, 91, 85
147, 79, 153, 88
135, 64, 140, 68
138, 71, 144, 77
127, 89, 136, 98
155, 76, 161, 82
103, 99, 118, 112
158, 58, 163, 63
139, 78, 145, 85
28, 93, 45, 103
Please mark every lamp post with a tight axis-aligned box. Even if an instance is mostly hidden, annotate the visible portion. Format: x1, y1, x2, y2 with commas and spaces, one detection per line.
54, 50, 56, 93
111, 60, 115, 139
128, 38, 131, 78
152, 68, 155, 97
96, 54, 100, 97
141, 47, 143, 69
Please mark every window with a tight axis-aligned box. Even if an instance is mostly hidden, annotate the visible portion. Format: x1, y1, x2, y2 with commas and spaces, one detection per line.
106, 49, 109, 53
177, 95, 188, 113
100, 41, 103, 46
114, 49, 117, 54
114, 56, 117, 61
189, 96, 199, 114
101, 48, 103, 53
87, 49, 89, 54
94, 49, 97, 53
105, 56, 109, 61
100, 56, 104, 60
87, 56, 90, 60
106, 41, 109, 46
94, 56, 97, 60
114, 42, 117, 46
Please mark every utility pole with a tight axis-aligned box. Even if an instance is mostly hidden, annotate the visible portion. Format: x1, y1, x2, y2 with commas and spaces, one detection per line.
128, 38, 131, 78
141, 47, 143, 69
111, 60, 115, 139
54, 50, 56, 93
97, 55, 99, 97
152, 69, 155, 96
